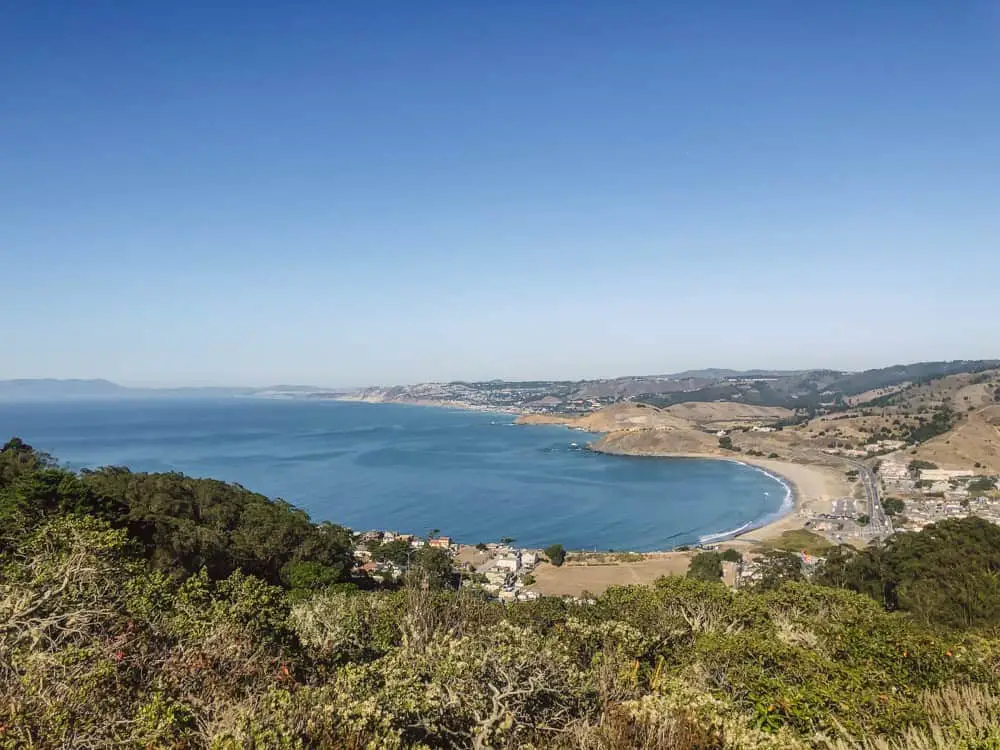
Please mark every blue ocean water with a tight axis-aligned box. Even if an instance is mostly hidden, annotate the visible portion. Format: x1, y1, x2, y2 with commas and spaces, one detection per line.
0, 398, 787, 551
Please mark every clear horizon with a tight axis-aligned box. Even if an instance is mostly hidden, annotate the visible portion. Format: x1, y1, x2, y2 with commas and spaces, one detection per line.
3, 2, 998, 386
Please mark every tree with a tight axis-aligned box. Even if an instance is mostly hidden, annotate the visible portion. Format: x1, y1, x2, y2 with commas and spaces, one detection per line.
407, 546, 454, 589
856, 514, 870, 526
280, 560, 342, 592
721, 548, 743, 563
687, 551, 723, 581
718, 436, 734, 451
815, 517, 1000, 627
544, 543, 566, 567
968, 476, 997, 495
882, 497, 905, 516
372, 540, 412, 566
753, 550, 804, 590
475, 542, 488, 551
908, 459, 938, 476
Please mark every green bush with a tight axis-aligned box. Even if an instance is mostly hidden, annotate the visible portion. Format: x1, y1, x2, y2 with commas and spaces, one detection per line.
687, 551, 723, 581
545, 543, 566, 566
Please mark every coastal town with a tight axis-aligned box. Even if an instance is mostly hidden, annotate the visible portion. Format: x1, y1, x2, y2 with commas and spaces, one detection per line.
339, 362, 1000, 599
350, 529, 546, 601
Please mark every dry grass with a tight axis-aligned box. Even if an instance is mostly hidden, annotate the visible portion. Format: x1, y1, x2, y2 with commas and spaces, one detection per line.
529, 554, 692, 597
825, 683, 1000, 750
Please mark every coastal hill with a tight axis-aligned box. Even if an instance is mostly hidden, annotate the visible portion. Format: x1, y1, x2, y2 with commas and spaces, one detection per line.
517, 403, 722, 455
341, 359, 1000, 414
343, 360, 1000, 493
907, 403, 1000, 472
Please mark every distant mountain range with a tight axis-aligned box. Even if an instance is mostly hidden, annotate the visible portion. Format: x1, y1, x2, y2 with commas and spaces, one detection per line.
6, 360, 999, 408
0, 379, 341, 401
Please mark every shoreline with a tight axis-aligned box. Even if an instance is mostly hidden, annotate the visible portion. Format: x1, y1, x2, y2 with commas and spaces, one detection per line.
334, 396, 831, 549
588, 444, 806, 545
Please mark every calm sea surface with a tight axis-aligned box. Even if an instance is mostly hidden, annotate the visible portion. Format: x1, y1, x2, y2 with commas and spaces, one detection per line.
0, 398, 787, 551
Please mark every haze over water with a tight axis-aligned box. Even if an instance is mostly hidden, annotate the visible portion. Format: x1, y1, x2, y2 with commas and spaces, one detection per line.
0, 399, 785, 550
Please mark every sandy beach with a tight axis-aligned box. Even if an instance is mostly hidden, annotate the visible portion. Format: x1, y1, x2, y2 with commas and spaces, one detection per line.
520, 451, 850, 597
589, 444, 850, 543
720, 456, 849, 544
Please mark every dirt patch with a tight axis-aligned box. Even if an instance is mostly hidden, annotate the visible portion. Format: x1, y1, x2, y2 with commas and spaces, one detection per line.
528, 553, 692, 597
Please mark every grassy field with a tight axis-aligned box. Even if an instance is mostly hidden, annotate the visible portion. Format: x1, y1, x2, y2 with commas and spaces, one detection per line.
764, 528, 833, 556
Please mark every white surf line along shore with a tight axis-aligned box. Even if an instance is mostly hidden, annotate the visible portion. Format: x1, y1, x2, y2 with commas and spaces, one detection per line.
697, 462, 795, 544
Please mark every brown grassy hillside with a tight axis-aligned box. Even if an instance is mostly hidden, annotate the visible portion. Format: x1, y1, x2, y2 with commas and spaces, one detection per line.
518, 403, 696, 433
664, 402, 793, 424
908, 407, 1000, 472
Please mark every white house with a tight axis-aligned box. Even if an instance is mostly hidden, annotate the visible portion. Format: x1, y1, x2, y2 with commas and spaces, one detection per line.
494, 556, 520, 573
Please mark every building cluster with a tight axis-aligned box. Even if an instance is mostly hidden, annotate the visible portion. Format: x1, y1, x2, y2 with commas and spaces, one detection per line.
821, 439, 908, 459
352, 530, 455, 583
462, 543, 541, 602
878, 458, 1000, 530
351, 380, 615, 414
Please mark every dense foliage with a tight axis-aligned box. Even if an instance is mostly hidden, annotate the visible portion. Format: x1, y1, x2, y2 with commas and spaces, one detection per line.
3, 438, 1000, 749
815, 517, 1000, 629
0, 438, 354, 590
688, 551, 723, 581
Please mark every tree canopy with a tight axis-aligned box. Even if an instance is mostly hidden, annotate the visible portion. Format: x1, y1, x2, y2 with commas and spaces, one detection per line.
0, 438, 353, 590
816, 516, 1000, 628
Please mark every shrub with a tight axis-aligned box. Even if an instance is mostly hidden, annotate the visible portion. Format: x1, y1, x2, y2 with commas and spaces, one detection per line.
687, 551, 723, 581
544, 543, 566, 567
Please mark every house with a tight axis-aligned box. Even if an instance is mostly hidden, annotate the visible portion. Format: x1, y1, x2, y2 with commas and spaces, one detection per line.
520, 551, 538, 568
921, 469, 975, 482
484, 570, 510, 586
494, 556, 520, 573
428, 536, 452, 549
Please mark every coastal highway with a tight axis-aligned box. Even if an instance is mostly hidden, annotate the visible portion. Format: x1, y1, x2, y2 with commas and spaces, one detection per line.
845, 459, 893, 539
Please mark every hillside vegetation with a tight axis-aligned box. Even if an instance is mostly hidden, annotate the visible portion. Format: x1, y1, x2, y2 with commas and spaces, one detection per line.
3, 438, 1000, 749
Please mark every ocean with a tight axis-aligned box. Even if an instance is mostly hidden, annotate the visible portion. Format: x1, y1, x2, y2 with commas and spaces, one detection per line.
0, 398, 788, 551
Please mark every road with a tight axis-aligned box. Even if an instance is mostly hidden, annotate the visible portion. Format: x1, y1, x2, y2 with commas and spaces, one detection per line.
845, 459, 893, 539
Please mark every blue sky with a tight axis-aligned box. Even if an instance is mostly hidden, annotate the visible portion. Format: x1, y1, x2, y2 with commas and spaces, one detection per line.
2, 1, 998, 386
